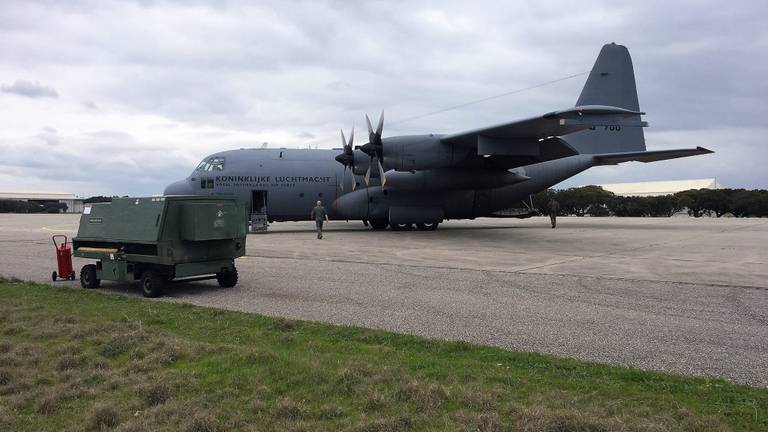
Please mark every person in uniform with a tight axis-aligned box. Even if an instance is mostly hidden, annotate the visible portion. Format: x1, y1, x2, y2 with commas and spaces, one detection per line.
548, 198, 560, 228
310, 200, 329, 239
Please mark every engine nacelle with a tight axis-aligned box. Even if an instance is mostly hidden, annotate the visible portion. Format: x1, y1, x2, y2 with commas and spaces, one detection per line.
381, 135, 473, 171
333, 188, 369, 219
385, 168, 529, 191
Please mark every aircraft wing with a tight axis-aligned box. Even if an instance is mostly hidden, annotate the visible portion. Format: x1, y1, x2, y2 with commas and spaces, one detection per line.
441, 105, 647, 147
593, 147, 713, 165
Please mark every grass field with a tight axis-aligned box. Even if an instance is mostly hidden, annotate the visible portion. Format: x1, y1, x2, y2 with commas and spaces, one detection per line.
0, 278, 766, 431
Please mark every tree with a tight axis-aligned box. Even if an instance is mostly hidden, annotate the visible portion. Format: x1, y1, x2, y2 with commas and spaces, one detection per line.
557, 186, 613, 216
675, 190, 706, 217
730, 189, 768, 217
646, 195, 682, 217
609, 196, 649, 217
698, 189, 732, 217
43, 202, 68, 213
0, 200, 44, 213
83, 196, 112, 203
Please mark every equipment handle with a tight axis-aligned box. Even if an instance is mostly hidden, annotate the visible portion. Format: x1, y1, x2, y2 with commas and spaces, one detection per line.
52, 235, 68, 248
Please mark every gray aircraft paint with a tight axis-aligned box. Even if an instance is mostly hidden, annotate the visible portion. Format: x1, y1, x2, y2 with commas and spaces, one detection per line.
164, 43, 712, 228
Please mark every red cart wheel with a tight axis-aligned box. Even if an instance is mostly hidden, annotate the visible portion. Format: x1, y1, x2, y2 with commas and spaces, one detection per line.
52, 271, 57, 281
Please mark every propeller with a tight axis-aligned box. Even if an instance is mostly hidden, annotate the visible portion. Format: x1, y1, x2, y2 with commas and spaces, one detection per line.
334, 126, 356, 191
360, 110, 386, 187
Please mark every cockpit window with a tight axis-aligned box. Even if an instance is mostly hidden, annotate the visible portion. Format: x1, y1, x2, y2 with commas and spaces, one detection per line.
195, 156, 225, 172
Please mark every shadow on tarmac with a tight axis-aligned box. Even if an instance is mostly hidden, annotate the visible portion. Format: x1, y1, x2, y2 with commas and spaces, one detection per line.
95, 279, 231, 298
258, 219, 697, 235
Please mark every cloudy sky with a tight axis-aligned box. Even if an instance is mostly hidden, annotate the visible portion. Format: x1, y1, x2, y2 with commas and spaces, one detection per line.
1, 0, 766, 197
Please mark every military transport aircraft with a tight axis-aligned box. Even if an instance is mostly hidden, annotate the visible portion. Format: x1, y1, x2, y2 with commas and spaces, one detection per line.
164, 43, 712, 231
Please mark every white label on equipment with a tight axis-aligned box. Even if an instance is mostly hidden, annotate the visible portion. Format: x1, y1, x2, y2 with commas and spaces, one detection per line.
83, 205, 91, 214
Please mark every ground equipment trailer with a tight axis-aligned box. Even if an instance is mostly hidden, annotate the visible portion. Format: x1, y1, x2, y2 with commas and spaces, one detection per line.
73, 196, 247, 297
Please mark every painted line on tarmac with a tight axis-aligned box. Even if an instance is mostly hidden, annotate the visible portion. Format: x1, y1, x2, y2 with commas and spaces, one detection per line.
41, 226, 77, 233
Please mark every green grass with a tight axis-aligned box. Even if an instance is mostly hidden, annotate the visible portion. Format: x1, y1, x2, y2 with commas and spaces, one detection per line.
0, 278, 766, 431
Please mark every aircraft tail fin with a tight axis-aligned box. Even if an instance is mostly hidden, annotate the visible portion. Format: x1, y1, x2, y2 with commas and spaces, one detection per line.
563, 43, 647, 154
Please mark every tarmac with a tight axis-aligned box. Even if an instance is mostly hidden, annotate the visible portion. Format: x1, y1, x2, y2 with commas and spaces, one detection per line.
0, 214, 766, 387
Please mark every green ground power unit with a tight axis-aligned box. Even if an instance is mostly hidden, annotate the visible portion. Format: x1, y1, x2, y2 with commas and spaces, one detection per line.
73, 196, 247, 297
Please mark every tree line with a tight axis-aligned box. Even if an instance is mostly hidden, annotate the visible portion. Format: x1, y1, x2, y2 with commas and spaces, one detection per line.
0, 200, 68, 213
2, 190, 766, 217
0, 196, 123, 213
533, 186, 768, 218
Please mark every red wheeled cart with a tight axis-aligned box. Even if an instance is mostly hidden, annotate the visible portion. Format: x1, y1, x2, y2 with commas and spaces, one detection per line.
51, 235, 76, 281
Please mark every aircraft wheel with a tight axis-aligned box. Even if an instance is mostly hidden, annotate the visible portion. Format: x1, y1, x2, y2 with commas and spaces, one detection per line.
216, 267, 238, 288
140, 270, 164, 298
80, 264, 100, 289
369, 219, 388, 230
390, 223, 413, 231
416, 222, 439, 231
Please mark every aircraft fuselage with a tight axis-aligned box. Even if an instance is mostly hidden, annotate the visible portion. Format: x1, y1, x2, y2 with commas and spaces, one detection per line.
164, 147, 597, 225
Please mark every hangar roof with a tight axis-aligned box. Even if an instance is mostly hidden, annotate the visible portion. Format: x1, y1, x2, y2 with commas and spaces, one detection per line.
589, 179, 722, 197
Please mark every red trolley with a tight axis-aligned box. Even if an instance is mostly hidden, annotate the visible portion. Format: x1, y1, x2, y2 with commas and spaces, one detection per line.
51, 235, 76, 281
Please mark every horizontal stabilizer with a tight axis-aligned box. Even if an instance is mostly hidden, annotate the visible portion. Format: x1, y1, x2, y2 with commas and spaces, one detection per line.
594, 147, 713, 165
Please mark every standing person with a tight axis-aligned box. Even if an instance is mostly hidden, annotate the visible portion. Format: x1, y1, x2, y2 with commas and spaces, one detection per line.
548, 198, 560, 229
310, 200, 329, 239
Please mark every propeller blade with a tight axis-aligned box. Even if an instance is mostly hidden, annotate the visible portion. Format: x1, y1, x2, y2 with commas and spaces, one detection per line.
377, 157, 386, 186
340, 166, 345, 191
348, 126, 354, 150
340, 129, 347, 149
376, 110, 384, 136
364, 162, 371, 186
351, 172, 356, 191
365, 114, 373, 136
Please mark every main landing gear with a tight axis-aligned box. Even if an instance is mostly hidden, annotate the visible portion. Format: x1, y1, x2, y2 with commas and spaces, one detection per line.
391, 222, 439, 231
364, 219, 440, 231
372, 221, 440, 231
415, 222, 439, 231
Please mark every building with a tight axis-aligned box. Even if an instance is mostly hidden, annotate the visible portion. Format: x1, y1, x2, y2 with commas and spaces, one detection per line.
590, 178, 723, 197
0, 192, 85, 213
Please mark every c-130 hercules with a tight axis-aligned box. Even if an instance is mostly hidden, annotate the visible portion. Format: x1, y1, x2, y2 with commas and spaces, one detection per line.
164, 43, 712, 231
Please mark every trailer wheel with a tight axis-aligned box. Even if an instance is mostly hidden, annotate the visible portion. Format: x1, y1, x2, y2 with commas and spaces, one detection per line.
69, 272, 76, 281
141, 271, 164, 298
216, 267, 238, 288
80, 264, 100, 289
52, 271, 57, 281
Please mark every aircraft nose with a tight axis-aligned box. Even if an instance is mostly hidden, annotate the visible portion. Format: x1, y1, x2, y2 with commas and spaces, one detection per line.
164, 179, 191, 196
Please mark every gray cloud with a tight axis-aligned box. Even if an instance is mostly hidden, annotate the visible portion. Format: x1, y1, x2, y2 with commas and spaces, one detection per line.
0, 0, 766, 196
1, 80, 59, 98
